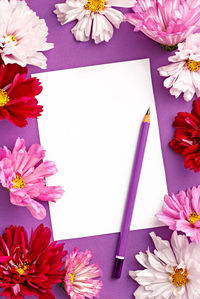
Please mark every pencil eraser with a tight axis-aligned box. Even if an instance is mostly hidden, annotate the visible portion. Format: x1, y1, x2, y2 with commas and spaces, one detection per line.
112, 258, 124, 278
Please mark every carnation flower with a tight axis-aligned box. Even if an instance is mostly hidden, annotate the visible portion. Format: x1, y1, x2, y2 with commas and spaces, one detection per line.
54, 0, 135, 44
169, 98, 200, 172
158, 34, 200, 101
125, 0, 200, 50
0, 224, 66, 299
129, 231, 200, 299
63, 248, 102, 299
0, 60, 43, 127
0, 137, 64, 220
0, 0, 53, 68
157, 186, 200, 243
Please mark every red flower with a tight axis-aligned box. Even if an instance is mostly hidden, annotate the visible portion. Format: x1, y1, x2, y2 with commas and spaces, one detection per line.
0, 61, 43, 127
0, 224, 66, 299
169, 98, 200, 172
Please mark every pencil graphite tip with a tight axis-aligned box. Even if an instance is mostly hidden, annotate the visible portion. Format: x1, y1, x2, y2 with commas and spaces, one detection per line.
143, 108, 150, 123
146, 108, 150, 115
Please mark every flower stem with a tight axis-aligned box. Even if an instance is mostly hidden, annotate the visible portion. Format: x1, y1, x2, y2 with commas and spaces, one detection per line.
161, 44, 178, 51
59, 283, 67, 294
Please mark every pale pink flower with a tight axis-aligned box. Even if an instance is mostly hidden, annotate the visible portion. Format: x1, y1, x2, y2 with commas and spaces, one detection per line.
0, 0, 54, 69
157, 186, 200, 243
63, 248, 102, 299
125, 0, 200, 49
130, 231, 200, 298
158, 33, 200, 101
0, 137, 64, 220
54, 0, 136, 44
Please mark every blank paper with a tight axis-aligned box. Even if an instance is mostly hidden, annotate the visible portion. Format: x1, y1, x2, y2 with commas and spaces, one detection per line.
35, 59, 167, 241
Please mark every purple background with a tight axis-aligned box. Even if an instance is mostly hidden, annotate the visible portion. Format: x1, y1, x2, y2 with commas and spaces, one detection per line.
0, 0, 200, 298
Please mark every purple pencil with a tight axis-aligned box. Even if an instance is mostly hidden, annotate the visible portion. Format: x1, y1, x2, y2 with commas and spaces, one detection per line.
113, 108, 150, 279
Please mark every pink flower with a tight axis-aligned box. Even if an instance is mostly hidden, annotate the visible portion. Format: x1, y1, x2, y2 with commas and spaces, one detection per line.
158, 33, 200, 101
54, 0, 135, 44
63, 248, 102, 299
124, 0, 200, 48
0, 137, 64, 220
130, 231, 200, 298
0, 0, 54, 69
156, 186, 200, 243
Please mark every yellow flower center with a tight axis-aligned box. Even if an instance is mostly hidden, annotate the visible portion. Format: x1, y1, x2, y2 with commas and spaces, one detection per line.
171, 268, 188, 287
69, 273, 75, 284
8, 35, 17, 42
85, 0, 105, 12
12, 175, 25, 189
16, 267, 25, 275
189, 212, 200, 225
186, 59, 200, 72
0, 89, 10, 107
16, 263, 29, 276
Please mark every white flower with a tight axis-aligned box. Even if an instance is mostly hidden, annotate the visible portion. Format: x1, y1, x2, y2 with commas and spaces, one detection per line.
158, 33, 200, 102
54, 0, 136, 44
129, 231, 200, 299
0, 0, 54, 69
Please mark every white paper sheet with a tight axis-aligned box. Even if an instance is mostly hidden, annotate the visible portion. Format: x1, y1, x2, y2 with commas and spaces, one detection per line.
35, 59, 167, 241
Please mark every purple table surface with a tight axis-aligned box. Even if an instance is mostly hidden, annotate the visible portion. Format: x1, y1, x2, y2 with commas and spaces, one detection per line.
1, 0, 200, 298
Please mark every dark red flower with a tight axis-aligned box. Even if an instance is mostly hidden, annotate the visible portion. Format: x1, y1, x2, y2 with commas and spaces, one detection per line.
169, 98, 200, 172
0, 60, 43, 127
0, 224, 66, 299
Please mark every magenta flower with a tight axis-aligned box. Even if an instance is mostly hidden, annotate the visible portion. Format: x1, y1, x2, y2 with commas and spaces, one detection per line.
156, 186, 200, 243
63, 248, 102, 299
125, 0, 200, 49
0, 137, 64, 220
0, 224, 66, 299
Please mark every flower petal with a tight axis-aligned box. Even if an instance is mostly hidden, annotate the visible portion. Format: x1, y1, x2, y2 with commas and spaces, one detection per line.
106, 0, 136, 8
92, 14, 113, 44
102, 7, 123, 29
